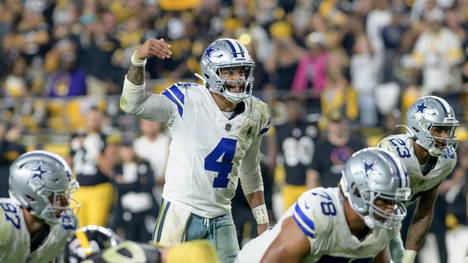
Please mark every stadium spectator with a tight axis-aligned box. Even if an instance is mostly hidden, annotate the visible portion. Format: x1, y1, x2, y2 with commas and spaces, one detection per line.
133, 119, 170, 204
69, 107, 117, 227
110, 141, 158, 242
0, 122, 26, 198
291, 32, 328, 96
272, 96, 320, 210
408, 8, 463, 95
306, 111, 366, 188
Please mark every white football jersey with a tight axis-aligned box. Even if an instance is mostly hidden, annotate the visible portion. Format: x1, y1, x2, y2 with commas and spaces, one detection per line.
152, 82, 270, 218
0, 198, 78, 263
237, 187, 399, 263
378, 134, 457, 204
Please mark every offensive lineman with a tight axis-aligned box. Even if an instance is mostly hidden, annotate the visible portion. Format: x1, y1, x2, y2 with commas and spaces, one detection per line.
0, 150, 80, 262
120, 38, 270, 263
378, 95, 459, 263
237, 147, 411, 263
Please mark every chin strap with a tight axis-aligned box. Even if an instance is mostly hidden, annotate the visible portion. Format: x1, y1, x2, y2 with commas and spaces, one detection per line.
194, 73, 207, 85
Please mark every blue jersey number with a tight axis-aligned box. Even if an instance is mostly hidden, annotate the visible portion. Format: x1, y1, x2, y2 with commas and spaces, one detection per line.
205, 138, 237, 188
0, 202, 21, 229
389, 138, 411, 158
311, 191, 337, 216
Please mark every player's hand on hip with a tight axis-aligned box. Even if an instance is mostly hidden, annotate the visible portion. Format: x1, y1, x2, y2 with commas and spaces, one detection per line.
136, 38, 172, 60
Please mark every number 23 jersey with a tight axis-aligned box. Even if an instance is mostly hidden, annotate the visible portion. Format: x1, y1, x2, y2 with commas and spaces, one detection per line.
237, 187, 399, 262
378, 134, 457, 203
161, 83, 271, 218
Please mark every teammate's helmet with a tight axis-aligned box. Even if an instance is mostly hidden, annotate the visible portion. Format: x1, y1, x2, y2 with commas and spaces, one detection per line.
340, 148, 411, 230
405, 96, 459, 157
199, 38, 255, 104
9, 150, 79, 224
65, 225, 123, 262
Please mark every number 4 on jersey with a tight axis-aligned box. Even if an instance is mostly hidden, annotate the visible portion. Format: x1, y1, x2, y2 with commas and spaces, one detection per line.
204, 138, 237, 188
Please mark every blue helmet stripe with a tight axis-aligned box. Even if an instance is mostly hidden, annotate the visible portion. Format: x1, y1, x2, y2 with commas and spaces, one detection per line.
162, 90, 183, 117
380, 150, 404, 188
234, 41, 245, 58
432, 97, 448, 117
224, 39, 238, 58
169, 85, 185, 105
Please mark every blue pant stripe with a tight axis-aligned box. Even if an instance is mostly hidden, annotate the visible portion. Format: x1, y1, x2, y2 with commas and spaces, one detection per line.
155, 200, 171, 242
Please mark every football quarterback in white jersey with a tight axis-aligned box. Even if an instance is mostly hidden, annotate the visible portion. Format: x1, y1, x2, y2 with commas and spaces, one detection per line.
120, 38, 270, 263
237, 147, 411, 263
378, 96, 459, 263
0, 150, 79, 262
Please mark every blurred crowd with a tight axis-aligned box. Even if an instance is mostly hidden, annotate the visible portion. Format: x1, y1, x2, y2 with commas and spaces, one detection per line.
0, 0, 467, 262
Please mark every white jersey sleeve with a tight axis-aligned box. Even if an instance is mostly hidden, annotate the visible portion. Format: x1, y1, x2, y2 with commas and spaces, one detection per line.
239, 98, 271, 195
120, 76, 176, 124
292, 188, 334, 250
0, 203, 13, 246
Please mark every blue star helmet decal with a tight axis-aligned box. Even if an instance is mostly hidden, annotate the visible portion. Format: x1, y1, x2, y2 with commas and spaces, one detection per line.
363, 159, 377, 177
415, 102, 427, 113
204, 45, 219, 62
32, 162, 48, 179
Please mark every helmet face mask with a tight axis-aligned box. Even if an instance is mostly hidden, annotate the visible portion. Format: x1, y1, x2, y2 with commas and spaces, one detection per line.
199, 38, 255, 104
340, 148, 411, 230
406, 96, 459, 157
9, 150, 80, 224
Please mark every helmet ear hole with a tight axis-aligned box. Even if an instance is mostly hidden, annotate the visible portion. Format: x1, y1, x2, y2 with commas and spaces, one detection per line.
352, 185, 361, 198
26, 195, 35, 202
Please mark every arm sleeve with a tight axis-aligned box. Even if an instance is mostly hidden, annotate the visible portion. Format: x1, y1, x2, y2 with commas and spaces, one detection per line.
240, 137, 264, 195
377, 137, 392, 151
292, 189, 331, 250
120, 76, 175, 124
0, 208, 12, 246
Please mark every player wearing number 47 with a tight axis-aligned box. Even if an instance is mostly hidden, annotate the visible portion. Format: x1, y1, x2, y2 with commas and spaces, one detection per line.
236, 147, 411, 263
0, 151, 80, 262
377, 96, 459, 263
120, 37, 270, 263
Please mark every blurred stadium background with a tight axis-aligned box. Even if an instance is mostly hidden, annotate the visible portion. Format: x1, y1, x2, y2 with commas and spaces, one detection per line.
0, 0, 466, 262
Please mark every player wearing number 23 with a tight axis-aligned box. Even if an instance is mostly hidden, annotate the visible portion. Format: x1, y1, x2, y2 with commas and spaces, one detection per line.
378, 96, 459, 263
236, 147, 411, 263
120, 37, 270, 263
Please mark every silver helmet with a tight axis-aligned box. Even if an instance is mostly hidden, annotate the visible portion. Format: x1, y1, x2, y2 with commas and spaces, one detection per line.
198, 38, 255, 104
404, 96, 459, 157
9, 150, 80, 224
340, 147, 411, 230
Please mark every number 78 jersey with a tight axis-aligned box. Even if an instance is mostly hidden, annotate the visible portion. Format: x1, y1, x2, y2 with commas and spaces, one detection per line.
237, 187, 399, 262
378, 134, 457, 204
161, 82, 271, 218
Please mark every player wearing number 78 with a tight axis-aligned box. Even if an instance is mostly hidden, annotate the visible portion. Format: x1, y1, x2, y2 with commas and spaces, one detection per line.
120, 37, 270, 263
236, 147, 411, 263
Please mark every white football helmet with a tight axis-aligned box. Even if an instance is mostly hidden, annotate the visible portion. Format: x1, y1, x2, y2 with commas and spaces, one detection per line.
197, 38, 255, 104
404, 96, 459, 157
9, 150, 80, 224
340, 147, 411, 230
